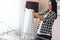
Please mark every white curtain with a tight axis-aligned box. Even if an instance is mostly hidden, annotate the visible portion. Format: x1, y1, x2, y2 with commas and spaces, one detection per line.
0, 0, 26, 36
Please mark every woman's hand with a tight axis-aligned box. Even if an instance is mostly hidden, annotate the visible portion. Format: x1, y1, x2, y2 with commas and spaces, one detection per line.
32, 10, 45, 22
39, 16, 45, 22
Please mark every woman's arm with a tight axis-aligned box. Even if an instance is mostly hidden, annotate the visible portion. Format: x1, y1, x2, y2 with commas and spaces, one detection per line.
33, 13, 45, 22
31, 9, 45, 22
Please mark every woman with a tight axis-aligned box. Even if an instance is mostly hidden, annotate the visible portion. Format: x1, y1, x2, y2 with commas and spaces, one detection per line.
33, 0, 57, 40
25, 0, 57, 40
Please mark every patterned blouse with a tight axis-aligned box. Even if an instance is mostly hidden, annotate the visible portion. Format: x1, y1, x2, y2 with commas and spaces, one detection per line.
37, 10, 56, 37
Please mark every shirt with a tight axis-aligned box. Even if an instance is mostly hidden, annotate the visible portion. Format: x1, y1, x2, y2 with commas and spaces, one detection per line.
37, 10, 56, 37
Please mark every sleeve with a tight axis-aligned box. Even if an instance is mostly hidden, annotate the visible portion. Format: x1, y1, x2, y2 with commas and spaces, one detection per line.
44, 12, 56, 27
38, 10, 47, 17
38, 12, 45, 16
46, 12, 56, 22
50, 12, 56, 21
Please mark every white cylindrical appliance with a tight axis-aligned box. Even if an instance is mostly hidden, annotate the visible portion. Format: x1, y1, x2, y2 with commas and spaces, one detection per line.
22, 8, 34, 40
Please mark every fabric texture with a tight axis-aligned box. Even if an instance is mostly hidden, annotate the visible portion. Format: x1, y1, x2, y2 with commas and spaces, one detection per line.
37, 10, 56, 37
34, 34, 51, 40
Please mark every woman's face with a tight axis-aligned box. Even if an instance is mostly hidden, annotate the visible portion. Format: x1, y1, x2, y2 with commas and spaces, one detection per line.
47, 1, 52, 10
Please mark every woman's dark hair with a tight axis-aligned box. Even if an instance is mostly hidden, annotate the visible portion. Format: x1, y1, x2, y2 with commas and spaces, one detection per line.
49, 0, 57, 19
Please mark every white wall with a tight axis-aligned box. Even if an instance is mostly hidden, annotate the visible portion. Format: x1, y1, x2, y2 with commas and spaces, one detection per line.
39, 0, 49, 12
52, 16, 60, 40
